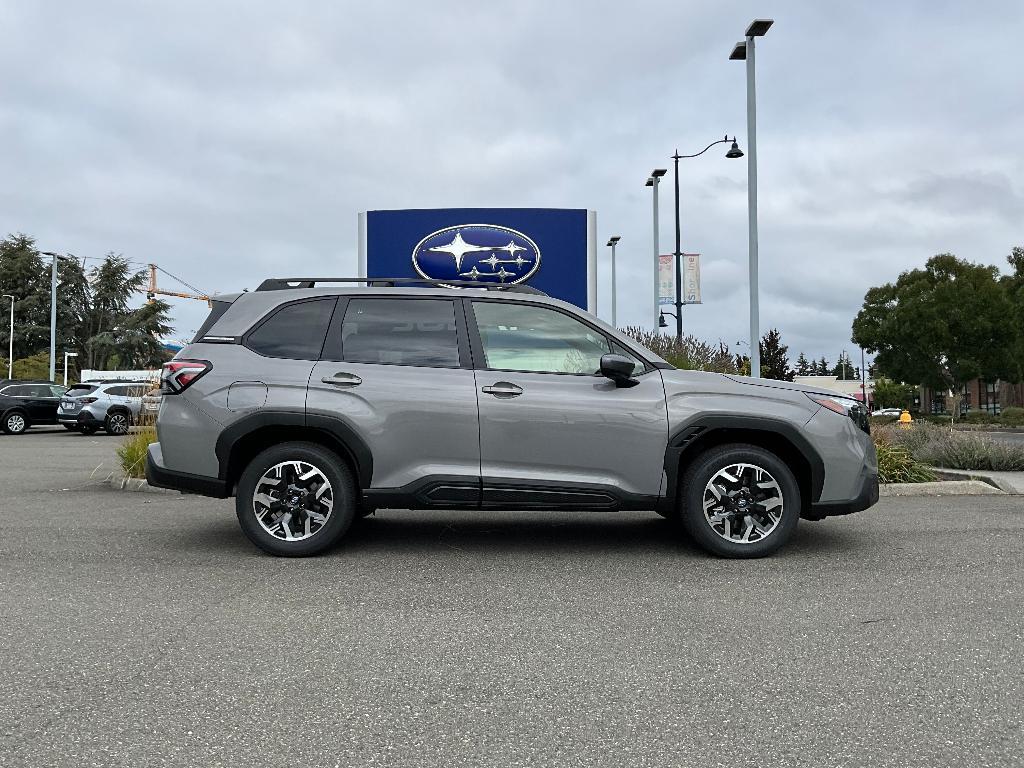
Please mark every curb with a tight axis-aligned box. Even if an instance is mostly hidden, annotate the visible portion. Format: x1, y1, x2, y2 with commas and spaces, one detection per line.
928, 467, 1024, 495
880, 480, 1006, 497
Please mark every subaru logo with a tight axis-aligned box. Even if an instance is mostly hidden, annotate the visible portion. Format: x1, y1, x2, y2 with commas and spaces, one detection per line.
412, 224, 541, 287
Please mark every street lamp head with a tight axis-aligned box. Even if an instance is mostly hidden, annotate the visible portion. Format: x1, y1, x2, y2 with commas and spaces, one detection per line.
725, 140, 744, 159
745, 19, 774, 37
651, 168, 667, 178
607, 237, 620, 246
645, 177, 654, 187
65, 351, 78, 357
658, 312, 668, 329
729, 41, 746, 60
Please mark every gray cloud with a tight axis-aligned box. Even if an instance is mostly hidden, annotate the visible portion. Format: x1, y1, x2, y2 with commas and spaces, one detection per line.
1, 1, 1022, 362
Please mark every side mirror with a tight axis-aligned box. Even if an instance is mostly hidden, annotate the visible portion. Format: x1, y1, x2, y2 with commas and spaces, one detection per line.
600, 354, 638, 387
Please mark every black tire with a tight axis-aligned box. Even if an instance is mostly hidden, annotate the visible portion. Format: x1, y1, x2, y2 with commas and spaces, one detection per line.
679, 443, 800, 558
105, 410, 131, 436
79, 425, 98, 436
235, 442, 357, 557
2, 410, 29, 435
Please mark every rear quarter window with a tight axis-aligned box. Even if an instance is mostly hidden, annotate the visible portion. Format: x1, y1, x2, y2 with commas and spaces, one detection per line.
245, 298, 336, 360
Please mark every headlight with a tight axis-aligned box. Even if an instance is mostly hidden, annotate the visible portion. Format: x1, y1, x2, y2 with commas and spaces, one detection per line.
806, 393, 870, 434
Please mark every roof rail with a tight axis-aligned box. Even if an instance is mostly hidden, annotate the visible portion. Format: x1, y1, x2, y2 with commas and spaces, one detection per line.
254, 277, 548, 296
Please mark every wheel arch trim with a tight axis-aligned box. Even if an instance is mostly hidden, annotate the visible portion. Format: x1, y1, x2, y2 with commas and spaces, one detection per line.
663, 414, 825, 507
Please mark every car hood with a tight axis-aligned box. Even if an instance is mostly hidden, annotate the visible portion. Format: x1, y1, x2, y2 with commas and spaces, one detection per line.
658, 369, 852, 400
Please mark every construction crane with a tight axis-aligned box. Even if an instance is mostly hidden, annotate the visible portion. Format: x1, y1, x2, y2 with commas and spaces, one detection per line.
145, 264, 211, 307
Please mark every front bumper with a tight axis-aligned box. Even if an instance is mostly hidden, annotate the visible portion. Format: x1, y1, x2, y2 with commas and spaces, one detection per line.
146, 442, 230, 498
805, 464, 879, 520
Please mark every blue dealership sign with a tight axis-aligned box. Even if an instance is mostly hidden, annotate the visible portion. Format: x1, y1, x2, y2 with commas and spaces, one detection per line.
359, 208, 597, 311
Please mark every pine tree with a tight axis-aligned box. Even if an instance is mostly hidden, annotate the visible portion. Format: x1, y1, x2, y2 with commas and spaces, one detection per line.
795, 352, 811, 376
816, 356, 829, 376
759, 328, 794, 381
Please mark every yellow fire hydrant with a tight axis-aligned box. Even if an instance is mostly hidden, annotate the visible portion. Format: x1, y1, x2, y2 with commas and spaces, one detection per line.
898, 409, 913, 428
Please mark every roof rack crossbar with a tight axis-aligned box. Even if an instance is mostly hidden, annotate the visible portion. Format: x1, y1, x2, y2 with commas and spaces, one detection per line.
254, 277, 547, 296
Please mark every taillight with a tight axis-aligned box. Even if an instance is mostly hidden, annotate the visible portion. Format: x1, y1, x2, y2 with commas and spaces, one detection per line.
80, 397, 98, 404
161, 359, 212, 394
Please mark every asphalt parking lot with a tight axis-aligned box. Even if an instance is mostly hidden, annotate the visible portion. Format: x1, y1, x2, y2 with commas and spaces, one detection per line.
1, 428, 1022, 767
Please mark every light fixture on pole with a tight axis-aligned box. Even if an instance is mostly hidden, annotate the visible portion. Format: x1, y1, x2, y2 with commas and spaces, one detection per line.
646, 169, 667, 330
2, 294, 14, 379
669, 136, 743, 342
730, 18, 773, 378
606, 236, 621, 328
63, 351, 78, 387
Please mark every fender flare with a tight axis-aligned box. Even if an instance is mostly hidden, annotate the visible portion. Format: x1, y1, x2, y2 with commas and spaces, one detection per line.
663, 414, 825, 508
214, 410, 374, 489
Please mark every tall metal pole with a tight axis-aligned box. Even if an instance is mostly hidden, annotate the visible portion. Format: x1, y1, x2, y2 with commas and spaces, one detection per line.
3, 295, 13, 379
672, 151, 683, 342
49, 254, 57, 382
652, 177, 661, 329
745, 35, 761, 378
861, 347, 868, 408
610, 241, 617, 328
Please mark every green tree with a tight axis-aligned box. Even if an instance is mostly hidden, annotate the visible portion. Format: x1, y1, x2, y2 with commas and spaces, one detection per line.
852, 253, 1019, 394
1000, 246, 1024, 383
816, 356, 829, 376
759, 328, 794, 381
84, 254, 149, 370
795, 352, 811, 376
832, 351, 856, 380
872, 377, 915, 409
0, 234, 49, 359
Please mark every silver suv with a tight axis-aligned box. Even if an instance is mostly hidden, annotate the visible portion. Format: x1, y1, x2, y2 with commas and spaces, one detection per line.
59, 382, 148, 435
146, 278, 878, 558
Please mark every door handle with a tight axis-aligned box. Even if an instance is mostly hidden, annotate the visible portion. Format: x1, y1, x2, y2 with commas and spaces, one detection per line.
481, 382, 523, 397
321, 373, 362, 387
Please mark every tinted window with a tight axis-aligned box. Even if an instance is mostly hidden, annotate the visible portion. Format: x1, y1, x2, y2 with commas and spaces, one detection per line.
2, 385, 31, 397
342, 299, 459, 367
105, 386, 127, 397
24, 385, 53, 397
473, 301, 621, 375
192, 298, 233, 343
247, 299, 335, 360
67, 385, 98, 396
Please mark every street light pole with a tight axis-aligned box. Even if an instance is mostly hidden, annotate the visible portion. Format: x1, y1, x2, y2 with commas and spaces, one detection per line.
646, 169, 666, 330
731, 18, 773, 379
663, 137, 743, 343
2, 294, 13, 379
606, 237, 620, 327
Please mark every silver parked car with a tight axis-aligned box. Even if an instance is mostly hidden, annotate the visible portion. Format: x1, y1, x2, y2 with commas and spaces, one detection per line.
58, 382, 150, 435
147, 278, 878, 558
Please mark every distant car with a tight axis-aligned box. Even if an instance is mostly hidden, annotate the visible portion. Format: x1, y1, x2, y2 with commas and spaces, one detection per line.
58, 382, 149, 436
871, 408, 903, 417
0, 381, 68, 434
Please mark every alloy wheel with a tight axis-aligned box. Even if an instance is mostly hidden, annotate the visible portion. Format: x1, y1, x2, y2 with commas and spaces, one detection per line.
6, 413, 26, 434
702, 462, 784, 544
107, 413, 129, 435
252, 460, 334, 542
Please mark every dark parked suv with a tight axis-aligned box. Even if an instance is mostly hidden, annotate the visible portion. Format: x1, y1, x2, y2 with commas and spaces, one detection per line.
147, 278, 878, 558
0, 380, 68, 434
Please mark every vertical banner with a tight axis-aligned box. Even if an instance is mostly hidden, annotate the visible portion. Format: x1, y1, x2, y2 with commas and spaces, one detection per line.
683, 253, 701, 304
658, 255, 674, 306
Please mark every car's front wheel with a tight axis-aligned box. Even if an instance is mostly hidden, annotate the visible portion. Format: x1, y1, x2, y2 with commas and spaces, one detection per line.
679, 444, 800, 558
235, 442, 357, 557
3, 411, 29, 435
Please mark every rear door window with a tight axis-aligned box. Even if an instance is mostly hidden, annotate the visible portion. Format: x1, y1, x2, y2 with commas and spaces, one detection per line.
341, 298, 460, 368
246, 299, 336, 360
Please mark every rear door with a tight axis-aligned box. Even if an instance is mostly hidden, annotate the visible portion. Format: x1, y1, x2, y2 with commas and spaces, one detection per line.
307, 296, 480, 504
25, 384, 60, 422
468, 299, 668, 508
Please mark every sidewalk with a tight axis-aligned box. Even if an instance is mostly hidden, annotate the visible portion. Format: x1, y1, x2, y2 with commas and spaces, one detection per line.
930, 467, 1024, 495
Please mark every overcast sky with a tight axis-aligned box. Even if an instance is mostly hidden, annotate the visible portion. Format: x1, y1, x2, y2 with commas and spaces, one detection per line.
2, 1, 1022, 362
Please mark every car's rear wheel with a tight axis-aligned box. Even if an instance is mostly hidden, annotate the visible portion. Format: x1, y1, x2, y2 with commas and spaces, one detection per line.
235, 442, 357, 557
3, 411, 29, 435
79, 424, 98, 436
679, 444, 800, 558
105, 411, 131, 436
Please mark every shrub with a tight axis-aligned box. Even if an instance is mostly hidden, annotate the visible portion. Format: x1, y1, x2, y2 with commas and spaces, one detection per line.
620, 327, 736, 373
116, 425, 157, 479
875, 422, 1024, 472
872, 433, 936, 484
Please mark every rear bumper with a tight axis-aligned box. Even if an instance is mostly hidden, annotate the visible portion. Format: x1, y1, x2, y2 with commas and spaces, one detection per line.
806, 467, 879, 520
145, 442, 230, 498
58, 411, 102, 426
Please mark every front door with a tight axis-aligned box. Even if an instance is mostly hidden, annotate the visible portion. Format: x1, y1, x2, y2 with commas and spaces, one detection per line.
468, 299, 668, 509
307, 296, 480, 506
